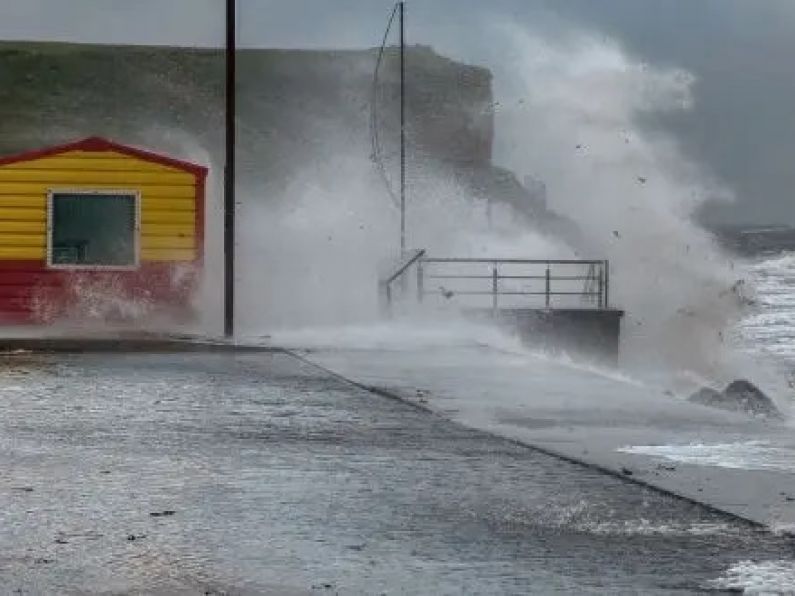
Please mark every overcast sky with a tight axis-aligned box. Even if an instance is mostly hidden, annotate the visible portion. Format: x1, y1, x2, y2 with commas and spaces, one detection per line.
2, 0, 795, 225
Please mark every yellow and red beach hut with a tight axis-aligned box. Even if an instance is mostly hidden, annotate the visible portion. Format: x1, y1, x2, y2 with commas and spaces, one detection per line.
0, 137, 207, 323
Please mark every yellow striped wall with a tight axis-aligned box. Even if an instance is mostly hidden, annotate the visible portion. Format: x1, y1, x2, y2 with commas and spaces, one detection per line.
0, 149, 198, 262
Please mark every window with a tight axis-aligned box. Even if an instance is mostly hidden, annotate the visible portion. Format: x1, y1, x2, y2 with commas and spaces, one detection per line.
47, 190, 139, 268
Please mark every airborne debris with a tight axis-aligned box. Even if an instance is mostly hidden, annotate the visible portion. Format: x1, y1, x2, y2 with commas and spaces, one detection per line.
149, 510, 176, 518
126, 534, 146, 541
439, 286, 455, 300
637, 176, 647, 184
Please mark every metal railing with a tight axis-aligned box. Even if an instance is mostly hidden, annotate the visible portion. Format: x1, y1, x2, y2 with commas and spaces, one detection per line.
380, 253, 611, 315
379, 249, 426, 315
418, 258, 610, 312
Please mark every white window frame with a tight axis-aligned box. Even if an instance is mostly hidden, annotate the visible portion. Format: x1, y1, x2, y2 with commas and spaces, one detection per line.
46, 189, 141, 271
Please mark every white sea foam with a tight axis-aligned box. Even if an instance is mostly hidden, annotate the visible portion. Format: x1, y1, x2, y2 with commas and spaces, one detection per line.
580, 520, 737, 537
489, 499, 738, 537
707, 560, 795, 594
618, 441, 795, 473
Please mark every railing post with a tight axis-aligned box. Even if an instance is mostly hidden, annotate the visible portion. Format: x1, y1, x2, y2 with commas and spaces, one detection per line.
378, 280, 392, 318
604, 260, 610, 309
545, 265, 551, 308
416, 260, 424, 304
584, 263, 595, 306
492, 263, 498, 316
597, 266, 604, 309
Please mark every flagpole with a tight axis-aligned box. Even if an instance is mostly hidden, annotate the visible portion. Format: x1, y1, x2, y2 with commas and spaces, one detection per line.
399, 1, 406, 255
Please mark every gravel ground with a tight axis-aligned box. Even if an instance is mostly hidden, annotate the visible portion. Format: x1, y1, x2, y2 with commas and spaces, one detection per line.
0, 351, 793, 594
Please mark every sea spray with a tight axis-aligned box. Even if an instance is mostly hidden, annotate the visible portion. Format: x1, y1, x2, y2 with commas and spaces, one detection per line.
133, 126, 224, 335
478, 25, 745, 378
134, 32, 759, 393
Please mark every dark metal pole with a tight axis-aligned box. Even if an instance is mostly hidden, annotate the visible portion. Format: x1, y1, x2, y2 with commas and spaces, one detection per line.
416, 260, 424, 303
399, 1, 406, 255
224, 0, 236, 338
545, 266, 551, 308
597, 266, 604, 309
492, 263, 499, 316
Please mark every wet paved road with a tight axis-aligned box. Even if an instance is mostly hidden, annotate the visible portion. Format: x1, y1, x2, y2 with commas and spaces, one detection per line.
0, 351, 793, 594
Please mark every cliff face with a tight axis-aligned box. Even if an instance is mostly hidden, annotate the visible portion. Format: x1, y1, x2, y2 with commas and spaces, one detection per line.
0, 44, 490, 182
0, 42, 564, 230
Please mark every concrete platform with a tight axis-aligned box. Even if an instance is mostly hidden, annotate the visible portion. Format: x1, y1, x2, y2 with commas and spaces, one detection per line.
0, 350, 793, 593
298, 343, 795, 532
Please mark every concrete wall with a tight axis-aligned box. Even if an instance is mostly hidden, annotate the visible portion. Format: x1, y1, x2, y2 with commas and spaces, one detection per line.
494, 308, 624, 366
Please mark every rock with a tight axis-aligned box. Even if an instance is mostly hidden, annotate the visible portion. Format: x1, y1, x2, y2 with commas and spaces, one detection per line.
687, 386, 725, 408
688, 381, 783, 419
724, 379, 783, 419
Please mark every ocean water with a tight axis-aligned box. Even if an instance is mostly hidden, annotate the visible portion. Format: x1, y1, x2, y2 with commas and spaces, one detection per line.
737, 251, 795, 371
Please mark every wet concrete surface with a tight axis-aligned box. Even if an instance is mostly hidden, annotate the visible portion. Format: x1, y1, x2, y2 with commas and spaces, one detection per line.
303, 345, 795, 530
0, 351, 793, 594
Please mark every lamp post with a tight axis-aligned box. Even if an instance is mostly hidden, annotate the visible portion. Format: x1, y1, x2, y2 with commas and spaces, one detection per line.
224, 0, 236, 338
